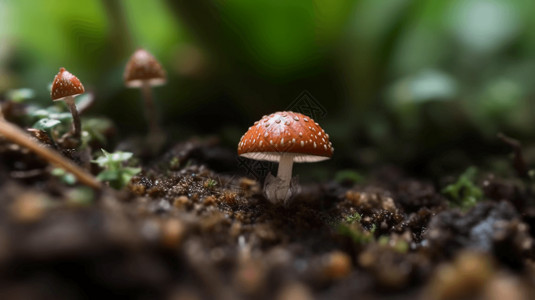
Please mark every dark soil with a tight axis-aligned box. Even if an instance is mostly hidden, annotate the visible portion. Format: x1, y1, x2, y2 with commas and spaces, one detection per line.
1, 138, 535, 300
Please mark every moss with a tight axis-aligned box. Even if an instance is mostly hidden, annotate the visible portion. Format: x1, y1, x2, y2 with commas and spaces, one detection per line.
442, 167, 483, 210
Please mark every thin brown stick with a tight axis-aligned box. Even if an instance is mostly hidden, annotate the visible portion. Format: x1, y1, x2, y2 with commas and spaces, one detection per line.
0, 120, 101, 189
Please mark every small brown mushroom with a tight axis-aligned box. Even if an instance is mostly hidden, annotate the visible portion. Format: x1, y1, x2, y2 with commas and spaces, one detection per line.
238, 111, 333, 204
51, 67, 85, 139
124, 49, 166, 137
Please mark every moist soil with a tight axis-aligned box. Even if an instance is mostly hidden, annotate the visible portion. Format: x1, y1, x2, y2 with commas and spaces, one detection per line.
1, 138, 535, 300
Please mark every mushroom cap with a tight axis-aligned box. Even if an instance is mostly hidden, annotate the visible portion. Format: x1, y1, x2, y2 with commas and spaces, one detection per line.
124, 49, 167, 88
51, 68, 85, 101
238, 111, 334, 163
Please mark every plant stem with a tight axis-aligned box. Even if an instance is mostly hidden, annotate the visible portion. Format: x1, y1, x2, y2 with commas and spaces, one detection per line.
274, 153, 294, 202
64, 96, 81, 139
141, 81, 160, 137
0, 120, 101, 189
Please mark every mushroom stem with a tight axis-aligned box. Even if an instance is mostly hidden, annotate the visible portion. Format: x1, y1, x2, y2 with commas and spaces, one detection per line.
274, 153, 295, 201
0, 120, 101, 189
141, 81, 160, 136
64, 96, 81, 138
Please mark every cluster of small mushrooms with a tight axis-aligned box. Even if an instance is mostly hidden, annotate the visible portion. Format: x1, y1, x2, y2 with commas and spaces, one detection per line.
51, 48, 167, 140
1, 48, 333, 203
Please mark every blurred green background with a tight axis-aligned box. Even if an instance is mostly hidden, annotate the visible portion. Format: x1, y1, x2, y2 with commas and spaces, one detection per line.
2, 0, 535, 180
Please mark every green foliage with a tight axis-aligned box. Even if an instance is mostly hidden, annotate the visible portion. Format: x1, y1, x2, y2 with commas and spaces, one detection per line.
5, 0, 535, 177
6, 88, 35, 103
92, 149, 141, 189
205, 179, 217, 189
29, 107, 72, 124
442, 167, 483, 210
51, 168, 77, 185
66, 187, 94, 206
337, 222, 376, 245
169, 157, 180, 170
81, 117, 113, 146
336, 212, 376, 245
345, 212, 362, 224
27, 104, 73, 143
33, 118, 62, 132
25, 97, 111, 148
335, 170, 365, 185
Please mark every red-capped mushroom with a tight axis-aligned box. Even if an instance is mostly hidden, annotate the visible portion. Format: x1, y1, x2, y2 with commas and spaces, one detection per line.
238, 111, 334, 203
124, 49, 166, 137
51, 67, 85, 139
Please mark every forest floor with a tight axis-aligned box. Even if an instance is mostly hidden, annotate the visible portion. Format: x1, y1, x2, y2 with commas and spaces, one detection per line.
0, 138, 535, 300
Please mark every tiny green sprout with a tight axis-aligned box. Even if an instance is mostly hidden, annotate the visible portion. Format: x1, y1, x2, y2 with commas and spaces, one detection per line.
345, 212, 362, 224
169, 157, 180, 170
204, 179, 217, 189
442, 167, 483, 210
337, 223, 375, 244
51, 168, 77, 185
92, 149, 141, 189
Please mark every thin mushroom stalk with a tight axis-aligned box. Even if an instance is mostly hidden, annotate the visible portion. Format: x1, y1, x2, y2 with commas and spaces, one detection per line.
268, 153, 295, 202
141, 81, 160, 137
0, 119, 101, 189
64, 96, 81, 138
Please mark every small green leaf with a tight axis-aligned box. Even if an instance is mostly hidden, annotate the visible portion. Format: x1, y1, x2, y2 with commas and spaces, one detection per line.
96, 169, 119, 181
51, 168, 77, 185
33, 118, 61, 131
31, 109, 52, 119
93, 150, 141, 190
7, 88, 35, 103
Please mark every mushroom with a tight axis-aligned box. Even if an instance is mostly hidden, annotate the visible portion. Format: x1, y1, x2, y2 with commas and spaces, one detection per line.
51, 67, 85, 139
238, 111, 334, 204
124, 48, 166, 137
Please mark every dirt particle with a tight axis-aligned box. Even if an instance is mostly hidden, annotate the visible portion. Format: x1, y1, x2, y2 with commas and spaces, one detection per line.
220, 191, 238, 205
161, 219, 185, 249
129, 183, 146, 195
234, 259, 266, 295
173, 196, 190, 209
10, 192, 48, 223
147, 186, 164, 198
203, 196, 217, 206
275, 282, 313, 300
322, 251, 352, 280
425, 251, 494, 300
229, 222, 242, 238
483, 274, 527, 300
